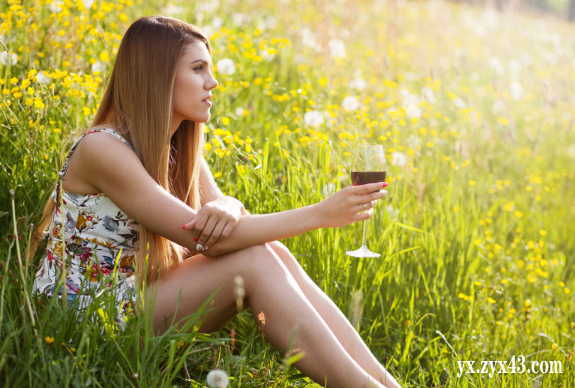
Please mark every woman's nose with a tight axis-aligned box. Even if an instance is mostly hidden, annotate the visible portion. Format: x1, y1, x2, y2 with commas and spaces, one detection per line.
207, 74, 218, 90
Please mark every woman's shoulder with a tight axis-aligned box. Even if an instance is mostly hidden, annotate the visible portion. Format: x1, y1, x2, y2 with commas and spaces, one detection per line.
82, 126, 133, 147
62, 127, 141, 195
72, 127, 141, 177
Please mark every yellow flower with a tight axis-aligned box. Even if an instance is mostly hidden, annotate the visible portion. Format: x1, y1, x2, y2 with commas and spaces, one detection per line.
34, 98, 45, 109
44, 336, 55, 344
469, 180, 476, 187
497, 117, 509, 126
552, 343, 558, 350
221, 117, 230, 126
487, 297, 496, 304
99, 50, 110, 62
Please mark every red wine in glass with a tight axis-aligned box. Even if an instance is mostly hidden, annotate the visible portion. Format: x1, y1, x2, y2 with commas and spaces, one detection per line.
351, 171, 387, 186
346, 144, 386, 258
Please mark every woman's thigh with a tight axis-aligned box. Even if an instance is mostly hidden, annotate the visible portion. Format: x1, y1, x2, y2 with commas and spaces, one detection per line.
266, 241, 315, 289
146, 244, 283, 334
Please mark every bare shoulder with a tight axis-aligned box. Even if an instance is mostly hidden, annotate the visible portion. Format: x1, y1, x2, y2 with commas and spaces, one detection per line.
63, 130, 139, 194
76, 131, 137, 161
71, 130, 144, 192
76, 131, 141, 172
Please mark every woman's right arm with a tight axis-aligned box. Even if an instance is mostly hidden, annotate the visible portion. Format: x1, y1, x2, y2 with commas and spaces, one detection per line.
76, 132, 386, 256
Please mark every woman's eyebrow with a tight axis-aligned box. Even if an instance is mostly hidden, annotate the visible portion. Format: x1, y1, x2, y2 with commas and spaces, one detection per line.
190, 59, 209, 65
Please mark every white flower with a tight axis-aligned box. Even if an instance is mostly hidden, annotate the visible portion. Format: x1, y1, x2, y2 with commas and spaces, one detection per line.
301, 28, 321, 52
322, 182, 336, 197
422, 86, 436, 104
509, 81, 523, 100
197, 0, 220, 13
50, 1, 64, 13
452, 97, 466, 109
206, 370, 229, 388
492, 100, 504, 114
401, 89, 422, 119
349, 77, 367, 91
91, 61, 106, 73
328, 39, 346, 59
82, 0, 94, 9
386, 204, 398, 220
488, 56, 505, 76
391, 151, 408, 167
212, 16, 224, 30
36, 71, 50, 84
342, 96, 360, 112
0, 51, 17, 66
216, 58, 235, 75
235, 107, 244, 116
304, 110, 324, 127
163, 5, 185, 16
232, 12, 250, 27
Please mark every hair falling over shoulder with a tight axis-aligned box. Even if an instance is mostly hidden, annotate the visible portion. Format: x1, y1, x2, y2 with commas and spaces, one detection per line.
28, 16, 211, 285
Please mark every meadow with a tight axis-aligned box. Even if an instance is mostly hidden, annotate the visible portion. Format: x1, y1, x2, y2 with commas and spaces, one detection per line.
1, 0, 574, 386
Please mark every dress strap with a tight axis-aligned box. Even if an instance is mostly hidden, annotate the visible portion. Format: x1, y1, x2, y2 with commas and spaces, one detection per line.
53, 129, 136, 201
59, 128, 135, 177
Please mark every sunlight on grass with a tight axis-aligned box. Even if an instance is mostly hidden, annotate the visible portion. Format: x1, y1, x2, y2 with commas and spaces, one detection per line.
1, 0, 574, 386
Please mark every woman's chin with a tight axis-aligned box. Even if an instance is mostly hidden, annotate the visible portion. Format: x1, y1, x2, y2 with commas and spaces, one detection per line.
199, 112, 211, 123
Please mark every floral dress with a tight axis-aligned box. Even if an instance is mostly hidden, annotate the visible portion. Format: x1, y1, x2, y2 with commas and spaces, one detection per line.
33, 128, 139, 322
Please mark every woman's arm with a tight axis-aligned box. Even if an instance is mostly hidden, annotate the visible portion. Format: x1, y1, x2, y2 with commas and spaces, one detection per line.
190, 157, 245, 247
198, 157, 226, 205
76, 132, 385, 256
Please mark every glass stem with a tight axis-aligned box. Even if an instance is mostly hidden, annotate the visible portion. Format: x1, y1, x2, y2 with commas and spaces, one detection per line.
361, 219, 368, 248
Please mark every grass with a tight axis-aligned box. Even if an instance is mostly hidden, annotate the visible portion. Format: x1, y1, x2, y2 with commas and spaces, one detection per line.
1, 0, 574, 386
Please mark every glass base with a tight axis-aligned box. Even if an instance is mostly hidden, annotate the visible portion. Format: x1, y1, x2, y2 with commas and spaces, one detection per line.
346, 245, 381, 258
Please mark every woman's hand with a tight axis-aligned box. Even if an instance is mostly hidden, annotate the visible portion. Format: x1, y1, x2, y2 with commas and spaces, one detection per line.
182, 196, 245, 250
314, 182, 388, 228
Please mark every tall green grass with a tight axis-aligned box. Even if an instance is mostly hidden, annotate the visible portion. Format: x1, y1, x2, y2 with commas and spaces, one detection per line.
1, 0, 574, 386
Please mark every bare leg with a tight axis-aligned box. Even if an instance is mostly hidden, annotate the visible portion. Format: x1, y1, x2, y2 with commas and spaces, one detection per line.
267, 241, 401, 388
147, 244, 386, 388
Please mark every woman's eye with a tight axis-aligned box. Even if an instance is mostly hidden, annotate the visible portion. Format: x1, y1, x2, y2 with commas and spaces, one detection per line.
193, 66, 203, 71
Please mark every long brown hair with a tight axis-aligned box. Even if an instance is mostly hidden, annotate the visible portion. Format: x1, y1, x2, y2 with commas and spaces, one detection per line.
28, 16, 209, 283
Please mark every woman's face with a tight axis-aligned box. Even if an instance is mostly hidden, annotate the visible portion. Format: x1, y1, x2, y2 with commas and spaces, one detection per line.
172, 40, 218, 131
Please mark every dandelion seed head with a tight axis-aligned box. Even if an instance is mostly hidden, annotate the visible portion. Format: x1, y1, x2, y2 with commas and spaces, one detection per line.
91, 61, 106, 73
49, 1, 64, 13
304, 110, 323, 127
391, 151, 408, 167
36, 71, 50, 84
0, 51, 18, 66
216, 58, 235, 75
342, 96, 360, 112
207, 369, 229, 388
328, 39, 346, 59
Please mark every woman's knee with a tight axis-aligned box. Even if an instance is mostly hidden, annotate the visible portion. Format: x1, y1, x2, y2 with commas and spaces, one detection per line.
233, 244, 288, 281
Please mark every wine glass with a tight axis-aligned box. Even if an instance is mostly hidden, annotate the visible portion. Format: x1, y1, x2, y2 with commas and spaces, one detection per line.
346, 144, 386, 258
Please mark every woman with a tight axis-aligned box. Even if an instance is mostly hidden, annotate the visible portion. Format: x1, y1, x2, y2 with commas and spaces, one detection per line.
30, 16, 400, 388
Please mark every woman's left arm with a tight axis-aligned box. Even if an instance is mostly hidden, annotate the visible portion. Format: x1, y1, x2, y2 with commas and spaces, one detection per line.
188, 158, 247, 247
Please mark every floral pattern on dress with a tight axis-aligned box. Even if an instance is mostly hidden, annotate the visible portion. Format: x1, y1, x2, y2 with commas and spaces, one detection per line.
33, 128, 139, 323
